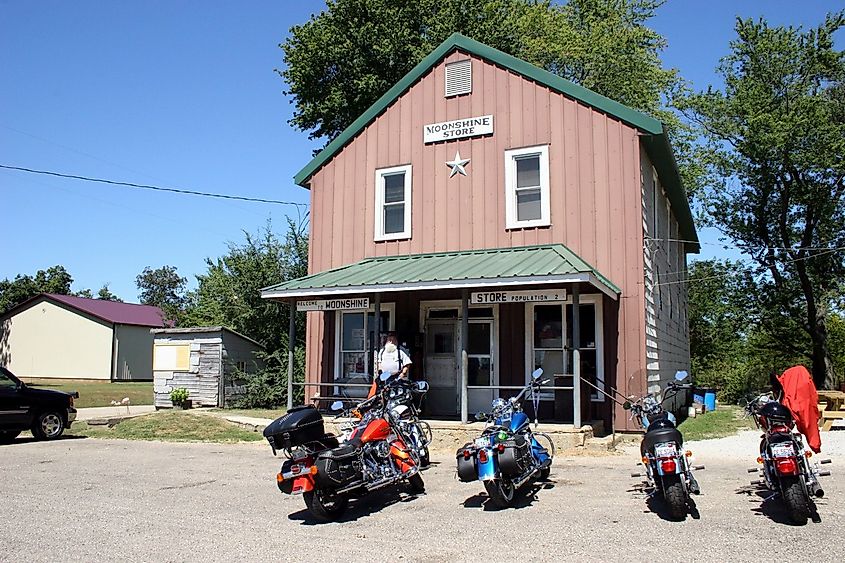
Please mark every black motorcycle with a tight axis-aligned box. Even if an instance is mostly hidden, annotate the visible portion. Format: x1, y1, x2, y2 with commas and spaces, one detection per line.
626, 373, 704, 520
746, 393, 832, 524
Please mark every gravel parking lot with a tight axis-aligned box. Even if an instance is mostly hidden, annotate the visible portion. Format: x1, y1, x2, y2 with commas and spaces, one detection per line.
1, 431, 843, 563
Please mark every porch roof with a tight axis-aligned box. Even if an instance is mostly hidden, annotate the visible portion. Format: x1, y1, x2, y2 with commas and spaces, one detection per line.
261, 244, 620, 300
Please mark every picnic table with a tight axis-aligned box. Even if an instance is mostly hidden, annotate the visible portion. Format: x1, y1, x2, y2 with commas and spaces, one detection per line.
817, 390, 845, 431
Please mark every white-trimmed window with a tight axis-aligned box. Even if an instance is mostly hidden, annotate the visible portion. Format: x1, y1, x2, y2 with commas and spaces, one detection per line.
374, 165, 412, 241
505, 145, 550, 229
335, 304, 395, 384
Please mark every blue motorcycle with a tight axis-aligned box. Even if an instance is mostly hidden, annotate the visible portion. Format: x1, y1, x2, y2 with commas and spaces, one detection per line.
456, 368, 554, 507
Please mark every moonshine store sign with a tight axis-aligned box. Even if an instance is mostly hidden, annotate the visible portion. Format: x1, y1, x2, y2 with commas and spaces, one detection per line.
471, 289, 567, 305
424, 115, 493, 143
297, 298, 369, 311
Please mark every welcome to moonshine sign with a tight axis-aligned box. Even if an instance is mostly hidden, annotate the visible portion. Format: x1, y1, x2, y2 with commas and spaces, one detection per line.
424, 115, 493, 143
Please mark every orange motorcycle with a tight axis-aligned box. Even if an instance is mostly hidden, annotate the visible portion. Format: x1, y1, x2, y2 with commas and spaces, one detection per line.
264, 373, 424, 521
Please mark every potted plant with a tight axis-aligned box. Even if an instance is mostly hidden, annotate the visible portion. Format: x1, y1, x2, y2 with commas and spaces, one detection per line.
170, 387, 191, 410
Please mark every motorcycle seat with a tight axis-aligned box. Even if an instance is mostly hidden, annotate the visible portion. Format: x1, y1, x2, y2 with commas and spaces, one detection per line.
318, 442, 359, 461
641, 427, 683, 456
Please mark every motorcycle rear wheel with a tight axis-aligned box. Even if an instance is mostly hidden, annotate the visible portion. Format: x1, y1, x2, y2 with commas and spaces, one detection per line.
303, 489, 348, 522
782, 477, 810, 525
662, 474, 687, 520
484, 479, 516, 508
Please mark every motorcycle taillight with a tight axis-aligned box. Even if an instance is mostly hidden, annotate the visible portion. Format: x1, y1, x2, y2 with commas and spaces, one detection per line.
660, 459, 677, 473
775, 458, 798, 475
478, 449, 489, 464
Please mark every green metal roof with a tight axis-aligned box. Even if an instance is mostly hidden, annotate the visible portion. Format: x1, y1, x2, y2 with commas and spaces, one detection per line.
261, 244, 621, 300
292, 33, 698, 252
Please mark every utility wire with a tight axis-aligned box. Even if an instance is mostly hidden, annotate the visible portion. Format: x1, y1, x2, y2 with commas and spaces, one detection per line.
0, 164, 308, 208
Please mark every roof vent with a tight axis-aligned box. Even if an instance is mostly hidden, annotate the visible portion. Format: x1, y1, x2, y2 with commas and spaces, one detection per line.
445, 59, 472, 97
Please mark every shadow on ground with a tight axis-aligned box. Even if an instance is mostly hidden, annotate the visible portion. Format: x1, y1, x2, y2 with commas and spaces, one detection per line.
288, 485, 425, 525
461, 478, 556, 511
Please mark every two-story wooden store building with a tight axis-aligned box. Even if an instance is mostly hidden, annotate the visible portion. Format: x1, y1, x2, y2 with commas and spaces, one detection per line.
262, 34, 698, 431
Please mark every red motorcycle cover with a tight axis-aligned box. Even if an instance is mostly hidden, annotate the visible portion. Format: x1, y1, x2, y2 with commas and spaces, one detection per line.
777, 365, 821, 453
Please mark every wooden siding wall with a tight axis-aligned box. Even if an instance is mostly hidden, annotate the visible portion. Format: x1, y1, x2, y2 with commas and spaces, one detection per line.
640, 152, 691, 398
305, 51, 649, 426
153, 335, 223, 408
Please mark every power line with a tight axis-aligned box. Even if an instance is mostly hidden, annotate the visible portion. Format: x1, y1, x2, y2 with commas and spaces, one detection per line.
0, 164, 308, 208
645, 236, 844, 253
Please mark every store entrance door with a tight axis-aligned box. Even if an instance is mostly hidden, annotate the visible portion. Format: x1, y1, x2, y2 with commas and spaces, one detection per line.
424, 319, 458, 416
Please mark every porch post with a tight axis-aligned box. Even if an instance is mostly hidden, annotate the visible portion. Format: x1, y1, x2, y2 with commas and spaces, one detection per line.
287, 298, 296, 410
460, 289, 469, 424
373, 293, 381, 377
572, 285, 581, 428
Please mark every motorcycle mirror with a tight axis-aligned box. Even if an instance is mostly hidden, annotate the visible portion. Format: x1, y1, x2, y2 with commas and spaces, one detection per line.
531, 368, 543, 380
415, 381, 429, 392
330, 400, 344, 412
623, 401, 632, 410
674, 370, 689, 381
474, 412, 486, 421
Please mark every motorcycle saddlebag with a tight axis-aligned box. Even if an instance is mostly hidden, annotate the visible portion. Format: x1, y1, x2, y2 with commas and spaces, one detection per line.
456, 443, 477, 482
277, 459, 295, 494
315, 443, 361, 488
498, 435, 530, 478
263, 405, 325, 451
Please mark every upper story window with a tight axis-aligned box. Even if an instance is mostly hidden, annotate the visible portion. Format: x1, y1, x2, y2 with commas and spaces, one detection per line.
504, 145, 550, 229
374, 164, 412, 241
445, 59, 472, 97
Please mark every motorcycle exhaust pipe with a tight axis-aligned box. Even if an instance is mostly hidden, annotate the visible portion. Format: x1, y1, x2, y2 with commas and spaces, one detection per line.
808, 481, 825, 498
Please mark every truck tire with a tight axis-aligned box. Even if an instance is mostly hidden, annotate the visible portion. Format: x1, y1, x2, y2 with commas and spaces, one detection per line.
31, 411, 65, 440
0, 430, 21, 444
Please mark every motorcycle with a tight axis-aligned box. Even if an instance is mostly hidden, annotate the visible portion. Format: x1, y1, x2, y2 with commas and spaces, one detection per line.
455, 368, 554, 508
338, 374, 432, 467
745, 393, 832, 525
625, 372, 704, 520
263, 371, 424, 522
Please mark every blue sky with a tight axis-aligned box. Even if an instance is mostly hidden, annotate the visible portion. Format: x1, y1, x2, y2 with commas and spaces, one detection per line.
1, 1, 840, 301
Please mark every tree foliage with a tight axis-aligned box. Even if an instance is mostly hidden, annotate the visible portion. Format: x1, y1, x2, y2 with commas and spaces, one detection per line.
280, 0, 680, 143
135, 265, 188, 323
183, 218, 310, 408
680, 12, 845, 388
0, 265, 74, 312
96, 284, 122, 302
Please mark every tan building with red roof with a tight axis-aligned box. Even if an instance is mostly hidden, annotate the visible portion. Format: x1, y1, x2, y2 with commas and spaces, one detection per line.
0, 293, 167, 381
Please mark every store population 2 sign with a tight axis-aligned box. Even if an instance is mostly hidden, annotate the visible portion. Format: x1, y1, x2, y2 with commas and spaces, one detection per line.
297, 298, 369, 311
471, 289, 567, 304
423, 115, 493, 143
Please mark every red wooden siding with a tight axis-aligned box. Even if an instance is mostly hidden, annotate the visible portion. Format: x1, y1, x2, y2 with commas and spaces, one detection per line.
304, 51, 647, 425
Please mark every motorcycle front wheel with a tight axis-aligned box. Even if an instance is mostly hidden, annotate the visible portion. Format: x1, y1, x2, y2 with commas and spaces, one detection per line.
484, 479, 516, 508
781, 477, 810, 525
303, 489, 349, 522
662, 474, 687, 520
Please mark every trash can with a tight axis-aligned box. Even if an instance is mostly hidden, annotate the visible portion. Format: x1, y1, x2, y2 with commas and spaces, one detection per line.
693, 390, 705, 405
704, 389, 717, 412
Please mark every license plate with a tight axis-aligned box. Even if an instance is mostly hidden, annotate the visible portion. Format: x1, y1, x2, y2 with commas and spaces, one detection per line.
654, 444, 676, 458
771, 443, 794, 458
474, 436, 490, 449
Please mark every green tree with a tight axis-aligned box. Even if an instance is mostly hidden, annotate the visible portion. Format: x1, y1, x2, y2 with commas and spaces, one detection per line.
0, 265, 74, 312
96, 284, 122, 302
280, 0, 680, 143
135, 265, 188, 323
680, 13, 845, 389
182, 218, 310, 407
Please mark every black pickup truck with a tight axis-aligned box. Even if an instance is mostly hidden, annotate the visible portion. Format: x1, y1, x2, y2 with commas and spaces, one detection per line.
0, 366, 78, 443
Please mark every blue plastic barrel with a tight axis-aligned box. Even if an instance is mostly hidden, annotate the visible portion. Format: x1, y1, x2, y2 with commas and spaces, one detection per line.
704, 390, 717, 411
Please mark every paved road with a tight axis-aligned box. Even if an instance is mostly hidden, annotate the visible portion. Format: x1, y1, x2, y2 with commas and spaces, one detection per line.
1, 432, 843, 562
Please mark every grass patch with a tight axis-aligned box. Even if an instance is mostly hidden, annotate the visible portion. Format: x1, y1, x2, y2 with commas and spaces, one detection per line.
210, 408, 287, 420
69, 411, 264, 443
678, 405, 755, 441
22, 378, 153, 408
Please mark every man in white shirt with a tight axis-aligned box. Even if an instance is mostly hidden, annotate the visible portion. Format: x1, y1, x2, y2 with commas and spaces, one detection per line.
376, 332, 412, 380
